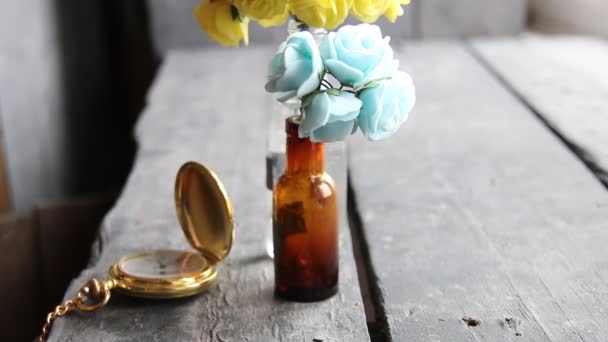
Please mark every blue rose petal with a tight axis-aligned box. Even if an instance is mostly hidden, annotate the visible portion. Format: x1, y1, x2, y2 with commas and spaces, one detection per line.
265, 32, 323, 102
300, 91, 362, 142
310, 120, 357, 143
325, 60, 364, 86
320, 32, 338, 59
358, 71, 416, 141
326, 92, 362, 122
300, 92, 331, 137
320, 24, 397, 89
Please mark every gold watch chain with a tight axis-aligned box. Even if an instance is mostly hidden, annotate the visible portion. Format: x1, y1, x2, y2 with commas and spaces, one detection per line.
39, 298, 81, 342
38, 279, 113, 342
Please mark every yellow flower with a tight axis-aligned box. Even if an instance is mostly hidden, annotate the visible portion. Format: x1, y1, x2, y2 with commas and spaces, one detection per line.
288, 0, 353, 29
351, 0, 391, 23
233, 0, 288, 25
194, 0, 250, 47
258, 9, 290, 27
384, 0, 410, 22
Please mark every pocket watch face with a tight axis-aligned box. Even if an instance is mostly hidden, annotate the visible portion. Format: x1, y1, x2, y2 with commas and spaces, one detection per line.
108, 250, 218, 299
118, 250, 209, 280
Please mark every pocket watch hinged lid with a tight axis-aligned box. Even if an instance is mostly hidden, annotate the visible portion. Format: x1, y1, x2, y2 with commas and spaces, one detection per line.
104, 162, 234, 300
175, 161, 235, 264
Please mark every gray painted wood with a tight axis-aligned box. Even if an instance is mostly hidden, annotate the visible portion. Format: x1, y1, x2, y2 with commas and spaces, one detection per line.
418, 0, 527, 37
349, 41, 608, 341
472, 34, 608, 185
48, 47, 369, 341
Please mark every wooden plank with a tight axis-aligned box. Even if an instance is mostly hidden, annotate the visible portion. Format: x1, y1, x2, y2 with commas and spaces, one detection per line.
48, 47, 368, 341
418, 0, 527, 38
36, 193, 115, 311
472, 34, 608, 185
349, 41, 608, 341
0, 215, 41, 341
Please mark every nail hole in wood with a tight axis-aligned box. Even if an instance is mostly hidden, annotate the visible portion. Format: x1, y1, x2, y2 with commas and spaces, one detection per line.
462, 317, 480, 327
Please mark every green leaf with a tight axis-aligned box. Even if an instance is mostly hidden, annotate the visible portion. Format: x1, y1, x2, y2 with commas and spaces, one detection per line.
364, 81, 380, 89
301, 92, 316, 108
355, 77, 393, 91
374, 76, 392, 83
326, 88, 342, 96
319, 70, 326, 81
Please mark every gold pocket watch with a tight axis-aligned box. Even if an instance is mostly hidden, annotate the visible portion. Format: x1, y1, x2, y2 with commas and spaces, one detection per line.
39, 162, 235, 341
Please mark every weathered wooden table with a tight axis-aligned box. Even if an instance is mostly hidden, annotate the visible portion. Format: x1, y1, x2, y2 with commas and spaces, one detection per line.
49, 35, 608, 341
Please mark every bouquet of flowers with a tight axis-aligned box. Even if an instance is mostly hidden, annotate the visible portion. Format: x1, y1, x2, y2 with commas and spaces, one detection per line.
194, 0, 411, 47
265, 24, 415, 142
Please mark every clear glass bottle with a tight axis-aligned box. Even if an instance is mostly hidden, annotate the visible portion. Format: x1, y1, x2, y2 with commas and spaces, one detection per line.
273, 116, 339, 302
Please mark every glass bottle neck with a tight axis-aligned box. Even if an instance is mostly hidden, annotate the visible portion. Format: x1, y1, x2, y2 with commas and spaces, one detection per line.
285, 116, 324, 175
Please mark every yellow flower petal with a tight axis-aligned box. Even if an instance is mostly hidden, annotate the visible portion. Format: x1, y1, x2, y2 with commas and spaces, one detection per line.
351, 0, 391, 23
194, 0, 249, 47
257, 7, 289, 27
233, 0, 288, 22
384, 0, 410, 22
288, 0, 353, 29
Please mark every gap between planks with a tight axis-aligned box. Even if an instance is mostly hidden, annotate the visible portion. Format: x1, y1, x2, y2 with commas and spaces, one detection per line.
348, 176, 393, 342
464, 40, 608, 190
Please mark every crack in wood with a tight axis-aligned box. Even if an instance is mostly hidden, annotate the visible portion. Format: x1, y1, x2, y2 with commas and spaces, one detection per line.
348, 178, 392, 342
465, 40, 608, 190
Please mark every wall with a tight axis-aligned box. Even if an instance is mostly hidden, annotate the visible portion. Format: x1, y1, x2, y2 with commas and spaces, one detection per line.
417, 0, 527, 37
0, 0, 67, 212
0, 1, 137, 213
0, 0, 530, 212
146, 0, 528, 55
530, 0, 608, 37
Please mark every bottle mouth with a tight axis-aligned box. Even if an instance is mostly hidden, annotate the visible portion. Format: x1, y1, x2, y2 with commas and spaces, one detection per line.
287, 115, 301, 126
285, 115, 306, 142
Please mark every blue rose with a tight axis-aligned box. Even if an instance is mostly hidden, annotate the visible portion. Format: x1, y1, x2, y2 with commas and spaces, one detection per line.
320, 24, 398, 88
265, 32, 324, 102
358, 71, 416, 141
300, 91, 362, 143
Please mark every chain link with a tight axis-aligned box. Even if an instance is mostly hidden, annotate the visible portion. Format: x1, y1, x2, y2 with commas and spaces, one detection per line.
38, 279, 112, 342
39, 298, 82, 342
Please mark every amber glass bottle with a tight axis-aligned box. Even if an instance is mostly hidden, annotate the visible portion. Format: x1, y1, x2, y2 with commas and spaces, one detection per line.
273, 116, 339, 302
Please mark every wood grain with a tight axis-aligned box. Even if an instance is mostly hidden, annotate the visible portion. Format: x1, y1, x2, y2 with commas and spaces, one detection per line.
472, 34, 608, 186
349, 41, 608, 341
0, 215, 40, 342
36, 193, 116, 311
48, 47, 369, 341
